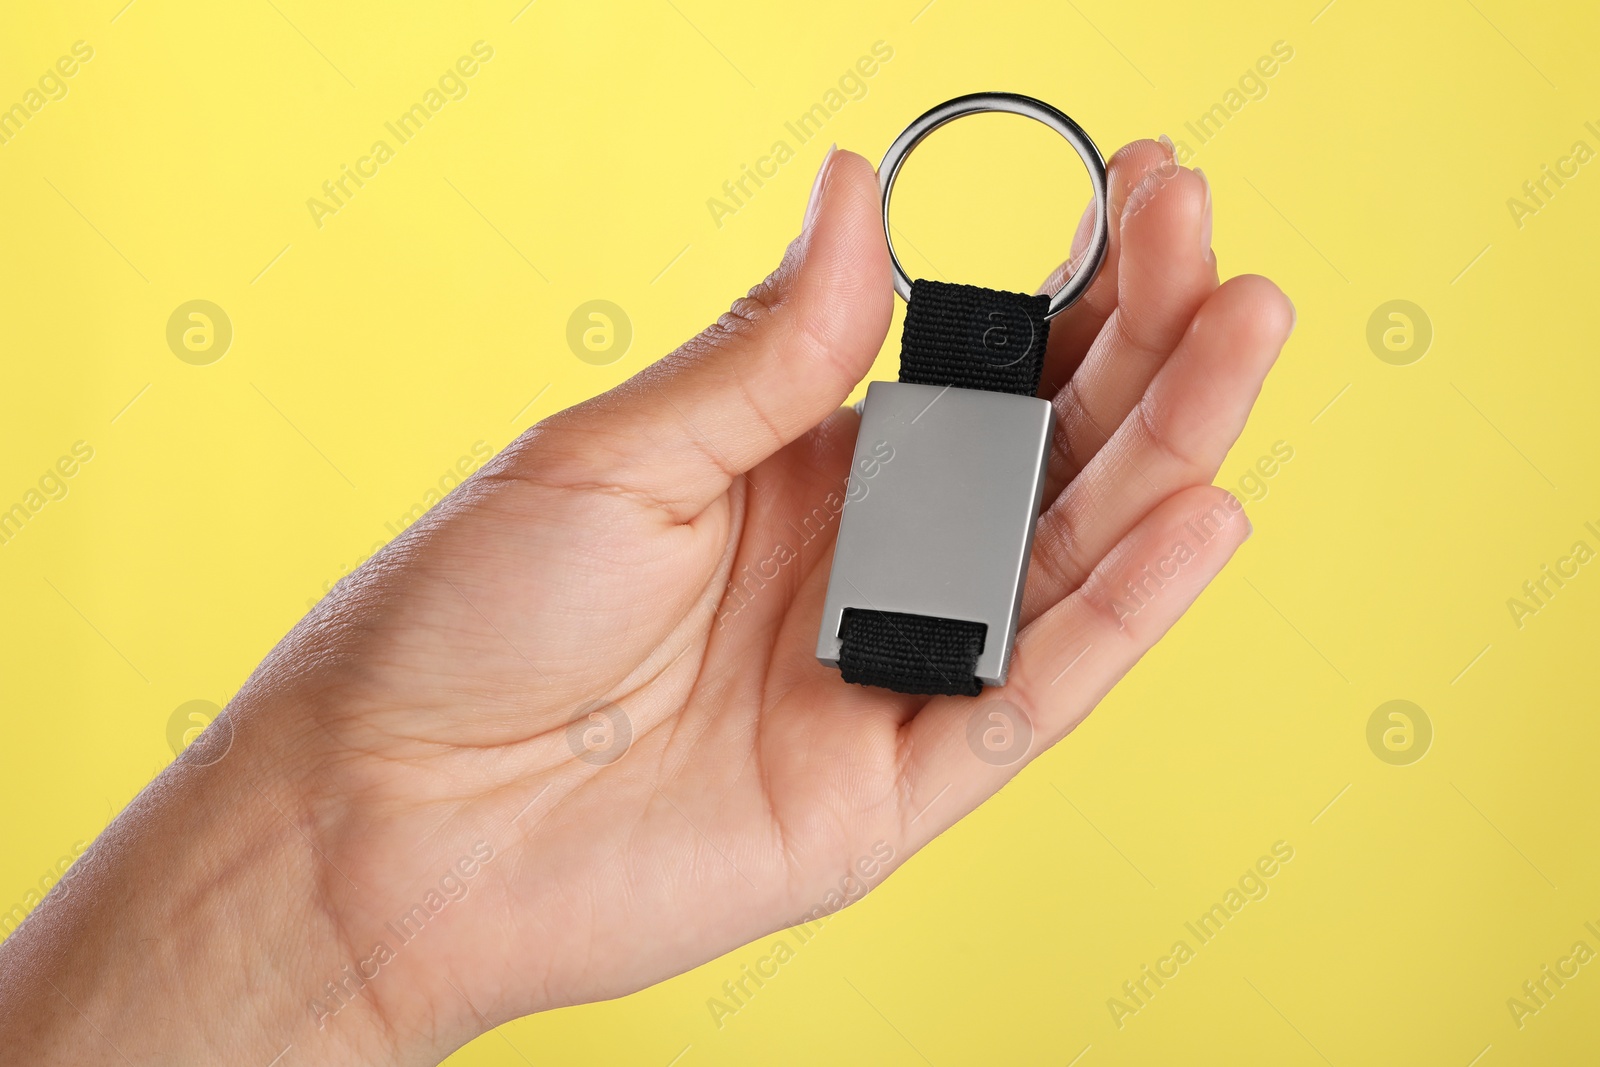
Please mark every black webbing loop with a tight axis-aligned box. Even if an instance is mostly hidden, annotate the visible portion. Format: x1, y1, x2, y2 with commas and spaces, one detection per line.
898, 279, 1052, 396
839, 608, 986, 697
837, 280, 1053, 697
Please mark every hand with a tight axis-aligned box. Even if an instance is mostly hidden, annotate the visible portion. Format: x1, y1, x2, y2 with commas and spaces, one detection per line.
0, 141, 1292, 1065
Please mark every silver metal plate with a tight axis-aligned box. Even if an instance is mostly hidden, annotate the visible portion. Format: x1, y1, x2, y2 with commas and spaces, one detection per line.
816, 381, 1054, 687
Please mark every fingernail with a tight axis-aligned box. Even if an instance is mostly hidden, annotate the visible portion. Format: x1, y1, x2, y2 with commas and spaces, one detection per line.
1158, 134, 1176, 163
1195, 167, 1213, 252
1287, 297, 1297, 338
804, 144, 838, 232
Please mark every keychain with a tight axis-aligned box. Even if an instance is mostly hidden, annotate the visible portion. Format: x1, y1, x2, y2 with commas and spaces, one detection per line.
815, 92, 1111, 697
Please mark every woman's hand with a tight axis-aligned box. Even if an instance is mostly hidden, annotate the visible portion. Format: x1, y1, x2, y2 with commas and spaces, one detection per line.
0, 140, 1292, 1066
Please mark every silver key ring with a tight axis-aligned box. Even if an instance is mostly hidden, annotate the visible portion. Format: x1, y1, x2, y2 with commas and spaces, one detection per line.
878, 92, 1110, 321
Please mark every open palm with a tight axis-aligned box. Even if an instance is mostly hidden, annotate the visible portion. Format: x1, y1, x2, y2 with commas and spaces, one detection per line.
200, 143, 1291, 1064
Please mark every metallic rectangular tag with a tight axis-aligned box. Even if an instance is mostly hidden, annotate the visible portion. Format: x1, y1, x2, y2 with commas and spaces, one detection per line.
816, 380, 1054, 688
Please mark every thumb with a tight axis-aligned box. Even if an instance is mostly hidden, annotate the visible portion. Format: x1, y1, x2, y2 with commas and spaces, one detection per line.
536, 147, 893, 520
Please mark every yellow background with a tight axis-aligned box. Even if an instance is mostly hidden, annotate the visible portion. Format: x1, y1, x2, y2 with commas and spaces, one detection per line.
2, 0, 1597, 1062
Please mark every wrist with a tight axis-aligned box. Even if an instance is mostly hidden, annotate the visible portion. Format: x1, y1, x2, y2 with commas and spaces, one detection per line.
0, 688, 414, 1065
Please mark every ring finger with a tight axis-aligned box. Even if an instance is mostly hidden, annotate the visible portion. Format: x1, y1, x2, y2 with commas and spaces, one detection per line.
1022, 273, 1294, 625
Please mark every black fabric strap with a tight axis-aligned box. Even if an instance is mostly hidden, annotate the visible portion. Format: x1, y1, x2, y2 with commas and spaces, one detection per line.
839, 608, 986, 697
897, 279, 1052, 396
838, 280, 1052, 697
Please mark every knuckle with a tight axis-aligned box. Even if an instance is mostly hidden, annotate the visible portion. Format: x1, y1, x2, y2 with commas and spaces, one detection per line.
1052, 376, 1107, 471
1032, 504, 1095, 598
1131, 393, 1207, 476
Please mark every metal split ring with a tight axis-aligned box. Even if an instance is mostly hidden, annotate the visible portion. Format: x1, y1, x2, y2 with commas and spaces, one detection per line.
878, 92, 1110, 320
